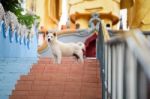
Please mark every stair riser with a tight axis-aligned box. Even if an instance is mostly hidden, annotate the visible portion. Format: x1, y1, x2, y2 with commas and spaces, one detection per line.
0, 59, 37, 99
9, 58, 101, 99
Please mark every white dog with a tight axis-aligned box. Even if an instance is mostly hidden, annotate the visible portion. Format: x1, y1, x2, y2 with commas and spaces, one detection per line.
47, 32, 85, 64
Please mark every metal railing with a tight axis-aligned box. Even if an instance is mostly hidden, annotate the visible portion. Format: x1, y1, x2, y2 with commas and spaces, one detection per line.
97, 21, 150, 99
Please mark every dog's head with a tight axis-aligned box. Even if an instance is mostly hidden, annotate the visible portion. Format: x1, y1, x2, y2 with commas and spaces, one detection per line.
46, 32, 57, 43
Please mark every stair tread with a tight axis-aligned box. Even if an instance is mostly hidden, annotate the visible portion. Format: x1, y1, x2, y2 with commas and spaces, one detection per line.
10, 57, 102, 99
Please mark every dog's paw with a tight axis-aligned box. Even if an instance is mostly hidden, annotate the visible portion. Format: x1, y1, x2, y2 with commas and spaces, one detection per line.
57, 62, 61, 64
81, 61, 84, 64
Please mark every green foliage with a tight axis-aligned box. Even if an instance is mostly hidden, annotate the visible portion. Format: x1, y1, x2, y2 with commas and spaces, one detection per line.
18, 14, 40, 29
0, 0, 40, 29
0, 0, 22, 12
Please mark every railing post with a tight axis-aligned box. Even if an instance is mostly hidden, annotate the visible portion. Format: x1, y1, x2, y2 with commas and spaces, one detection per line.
97, 22, 105, 99
107, 44, 112, 99
104, 44, 108, 99
137, 64, 147, 99
99, 29, 150, 99
125, 48, 137, 99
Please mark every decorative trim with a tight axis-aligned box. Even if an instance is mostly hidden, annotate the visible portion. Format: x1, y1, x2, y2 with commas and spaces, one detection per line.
69, 0, 84, 6
19, 36, 23, 45
0, 21, 4, 33
85, 7, 103, 12
4, 26, 10, 38
89, 13, 101, 31
0, 3, 38, 49
24, 36, 26, 45
9, 29, 12, 43
15, 31, 19, 43
27, 39, 30, 49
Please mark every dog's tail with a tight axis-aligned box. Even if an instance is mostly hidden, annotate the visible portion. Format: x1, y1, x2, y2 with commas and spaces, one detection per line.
77, 42, 86, 53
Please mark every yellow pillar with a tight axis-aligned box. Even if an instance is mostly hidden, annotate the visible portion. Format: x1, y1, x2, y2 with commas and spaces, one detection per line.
121, 0, 150, 31
26, 0, 62, 30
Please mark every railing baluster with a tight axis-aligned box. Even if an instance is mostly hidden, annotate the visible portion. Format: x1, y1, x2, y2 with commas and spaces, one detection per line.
112, 45, 117, 99
137, 63, 147, 99
98, 20, 150, 99
104, 44, 108, 98
117, 43, 125, 99
125, 48, 137, 99
107, 44, 112, 99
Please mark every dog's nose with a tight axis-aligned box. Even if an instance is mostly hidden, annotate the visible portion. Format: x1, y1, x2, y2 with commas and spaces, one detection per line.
48, 39, 50, 42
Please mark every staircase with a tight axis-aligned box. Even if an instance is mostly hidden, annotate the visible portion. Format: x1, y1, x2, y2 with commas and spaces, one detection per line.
0, 58, 37, 99
9, 57, 102, 99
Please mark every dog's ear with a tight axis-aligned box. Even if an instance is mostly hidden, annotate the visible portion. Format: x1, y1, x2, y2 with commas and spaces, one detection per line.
53, 32, 57, 36
46, 31, 49, 35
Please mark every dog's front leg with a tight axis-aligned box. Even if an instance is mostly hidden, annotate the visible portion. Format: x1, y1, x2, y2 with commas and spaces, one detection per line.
53, 54, 57, 64
55, 51, 62, 64
56, 54, 61, 64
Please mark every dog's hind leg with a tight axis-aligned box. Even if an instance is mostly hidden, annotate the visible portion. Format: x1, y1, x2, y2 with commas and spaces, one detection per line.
79, 51, 84, 63
73, 53, 79, 59
79, 55, 84, 63
73, 53, 80, 62
75, 51, 84, 63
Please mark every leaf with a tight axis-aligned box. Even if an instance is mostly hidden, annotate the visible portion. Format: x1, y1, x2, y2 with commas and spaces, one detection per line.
0, 0, 40, 29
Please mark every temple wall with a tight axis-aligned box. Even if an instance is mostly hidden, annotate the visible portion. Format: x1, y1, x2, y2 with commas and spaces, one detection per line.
68, 0, 120, 29
76, 17, 89, 29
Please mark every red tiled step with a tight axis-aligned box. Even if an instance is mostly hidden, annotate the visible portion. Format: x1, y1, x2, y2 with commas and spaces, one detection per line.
9, 57, 102, 99
38, 57, 99, 64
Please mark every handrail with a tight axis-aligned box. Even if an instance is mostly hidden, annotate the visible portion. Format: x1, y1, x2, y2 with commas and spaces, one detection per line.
126, 29, 150, 79
97, 18, 150, 99
106, 29, 150, 78
101, 20, 110, 42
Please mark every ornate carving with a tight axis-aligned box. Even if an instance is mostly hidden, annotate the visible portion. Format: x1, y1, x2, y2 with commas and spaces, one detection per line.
88, 13, 101, 31
0, 3, 5, 20
3, 12, 10, 34
8, 11, 18, 32
0, 3, 35, 46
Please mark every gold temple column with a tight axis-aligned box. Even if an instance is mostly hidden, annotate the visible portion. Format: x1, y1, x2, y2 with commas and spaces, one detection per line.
121, 0, 150, 31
